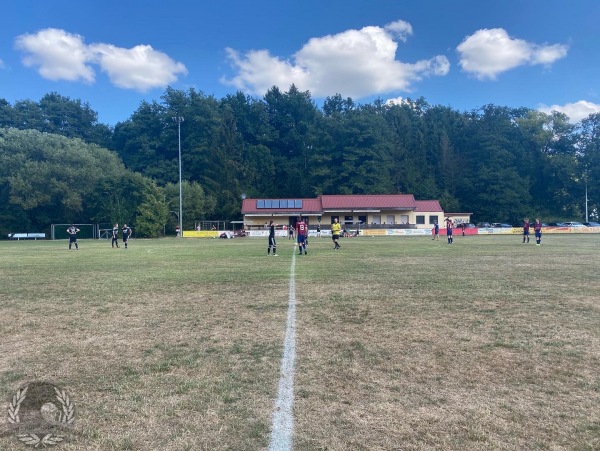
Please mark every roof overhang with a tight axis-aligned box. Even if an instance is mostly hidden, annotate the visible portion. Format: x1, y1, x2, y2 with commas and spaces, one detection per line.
323, 208, 415, 213
243, 213, 322, 217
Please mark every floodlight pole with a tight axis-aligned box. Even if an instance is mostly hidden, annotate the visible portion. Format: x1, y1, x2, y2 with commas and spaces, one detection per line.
585, 179, 589, 222
172, 116, 184, 237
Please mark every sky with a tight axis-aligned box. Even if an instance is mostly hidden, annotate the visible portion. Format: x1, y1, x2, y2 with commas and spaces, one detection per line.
2, 0, 600, 126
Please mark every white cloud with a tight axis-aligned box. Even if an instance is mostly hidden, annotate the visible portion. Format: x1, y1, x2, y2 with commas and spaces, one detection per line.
90, 43, 187, 91
385, 96, 405, 106
384, 20, 413, 42
456, 28, 568, 80
15, 29, 95, 83
14, 28, 187, 91
538, 100, 600, 123
222, 20, 449, 99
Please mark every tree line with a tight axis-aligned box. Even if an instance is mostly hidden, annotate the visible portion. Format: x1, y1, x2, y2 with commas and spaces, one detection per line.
1, 87, 599, 237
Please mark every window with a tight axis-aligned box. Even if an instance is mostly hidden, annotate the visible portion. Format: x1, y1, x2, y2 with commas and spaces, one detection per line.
429, 215, 439, 225
416, 215, 425, 225
372, 215, 381, 224
256, 199, 303, 209
386, 215, 395, 224
344, 215, 353, 225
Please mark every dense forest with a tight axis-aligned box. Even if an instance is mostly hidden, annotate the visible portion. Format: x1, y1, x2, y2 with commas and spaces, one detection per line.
1, 87, 599, 237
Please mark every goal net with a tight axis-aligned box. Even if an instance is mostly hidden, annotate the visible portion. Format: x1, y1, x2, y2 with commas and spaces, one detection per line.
51, 224, 98, 240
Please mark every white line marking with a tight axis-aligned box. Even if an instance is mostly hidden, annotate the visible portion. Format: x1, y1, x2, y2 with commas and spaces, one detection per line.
268, 251, 297, 451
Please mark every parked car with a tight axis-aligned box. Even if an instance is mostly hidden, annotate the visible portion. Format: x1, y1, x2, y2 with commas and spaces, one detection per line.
491, 223, 512, 228
476, 222, 491, 228
564, 221, 586, 227
548, 222, 567, 227
583, 221, 600, 227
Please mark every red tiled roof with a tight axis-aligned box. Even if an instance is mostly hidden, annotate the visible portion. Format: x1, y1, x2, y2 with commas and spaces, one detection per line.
242, 195, 443, 214
293, 199, 322, 212
414, 200, 443, 212
320, 194, 416, 210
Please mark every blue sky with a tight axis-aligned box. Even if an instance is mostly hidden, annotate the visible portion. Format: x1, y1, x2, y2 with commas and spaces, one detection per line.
2, 0, 599, 126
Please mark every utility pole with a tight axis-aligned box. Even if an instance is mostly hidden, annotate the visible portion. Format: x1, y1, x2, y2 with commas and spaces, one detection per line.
172, 116, 184, 237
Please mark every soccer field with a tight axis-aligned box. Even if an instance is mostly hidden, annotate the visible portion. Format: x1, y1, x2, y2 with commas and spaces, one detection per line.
1, 235, 599, 450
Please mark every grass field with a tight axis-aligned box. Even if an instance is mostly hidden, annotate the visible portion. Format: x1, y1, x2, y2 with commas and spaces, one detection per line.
1, 234, 599, 450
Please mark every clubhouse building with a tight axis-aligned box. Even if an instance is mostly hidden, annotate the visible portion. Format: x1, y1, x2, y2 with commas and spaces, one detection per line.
240, 194, 456, 235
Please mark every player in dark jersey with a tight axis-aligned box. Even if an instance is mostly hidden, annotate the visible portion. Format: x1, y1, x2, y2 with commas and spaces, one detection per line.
445, 218, 453, 244
534, 218, 542, 245
267, 220, 278, 256
66, 225, 79, 250
432, 221, 439, 240
522, 218, 530, 243
122, 224, 132, 249
296, 218, 308, 255
112, 223, 120, 248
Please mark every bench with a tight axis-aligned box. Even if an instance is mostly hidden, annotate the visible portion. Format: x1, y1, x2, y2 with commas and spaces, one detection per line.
8, 233, 46, 240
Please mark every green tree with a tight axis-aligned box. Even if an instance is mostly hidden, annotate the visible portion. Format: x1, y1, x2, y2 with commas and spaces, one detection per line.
135, 190, 169, 238
38, 92, 113, 147
263, 85, 319, 196
0, 128, 125, 230
458, 106, 532, 223
164, 181, 216, 230
1, 94, 112, 148
112, 100, 173, 182
0, 128, 169, 235
578, 113, 600, 219
311, 104, 394, 195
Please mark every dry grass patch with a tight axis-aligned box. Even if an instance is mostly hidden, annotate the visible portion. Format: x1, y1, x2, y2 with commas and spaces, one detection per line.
293, 235, 600, 450
1, 239, 289, 450
1, 235, 599, 450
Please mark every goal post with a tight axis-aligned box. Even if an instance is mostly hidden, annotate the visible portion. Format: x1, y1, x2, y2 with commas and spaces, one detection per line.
51, 224, 98, 240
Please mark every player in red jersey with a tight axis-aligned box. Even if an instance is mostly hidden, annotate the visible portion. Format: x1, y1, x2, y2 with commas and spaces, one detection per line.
296, 218, 308, 255
522, 218, 530, 243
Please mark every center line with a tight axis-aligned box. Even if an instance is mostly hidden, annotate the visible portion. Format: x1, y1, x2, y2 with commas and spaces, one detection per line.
268, 251, 297, 451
